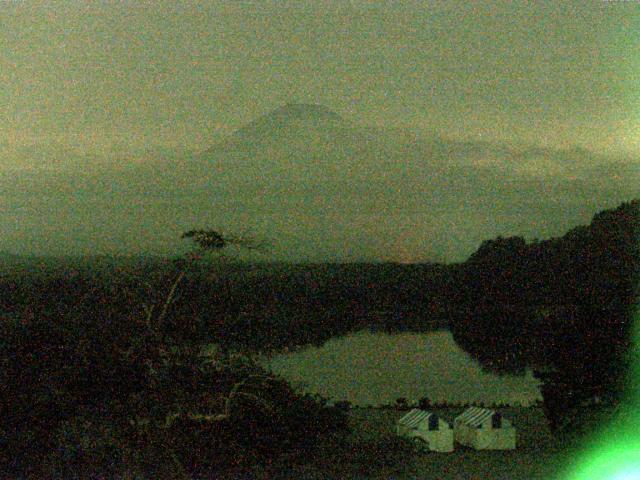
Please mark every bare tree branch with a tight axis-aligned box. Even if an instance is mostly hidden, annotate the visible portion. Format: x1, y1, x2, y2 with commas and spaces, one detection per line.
220, 373, 278, 418
153, 269, 186, 336
142, 303, 155, 330
165, 373, 279, 425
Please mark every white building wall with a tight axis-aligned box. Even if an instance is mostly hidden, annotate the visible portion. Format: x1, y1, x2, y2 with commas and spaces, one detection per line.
453, 423, 476, 448
399, 417, 455, 453
455, 424, 516, 450
477, 427, 516, 450
431, 428, 454, 452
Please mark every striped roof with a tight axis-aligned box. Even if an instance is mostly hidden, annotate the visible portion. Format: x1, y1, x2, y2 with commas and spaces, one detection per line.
398, 409, 436, 429
455, 407, 495, 427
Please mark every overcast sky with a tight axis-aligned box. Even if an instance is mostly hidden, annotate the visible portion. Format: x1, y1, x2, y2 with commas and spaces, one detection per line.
2, 1, 639, 157
1, 1, 639, 260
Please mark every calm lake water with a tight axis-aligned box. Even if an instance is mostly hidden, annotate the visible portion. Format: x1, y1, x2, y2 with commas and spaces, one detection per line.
259, 330, 542, 407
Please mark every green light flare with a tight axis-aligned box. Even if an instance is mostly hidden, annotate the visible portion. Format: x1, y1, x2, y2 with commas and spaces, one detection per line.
564, 438, 640, 480
562, 297, 640, 480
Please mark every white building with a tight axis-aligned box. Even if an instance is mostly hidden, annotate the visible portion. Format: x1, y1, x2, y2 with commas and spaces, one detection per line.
396, 409, 454, 453
453, 407, 516, 450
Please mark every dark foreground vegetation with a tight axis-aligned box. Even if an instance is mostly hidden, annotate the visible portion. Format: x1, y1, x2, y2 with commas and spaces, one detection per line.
1, 247, 350, 478
450, 199, 640, 434
0, 200, 638, 478
2, 320, 347, 478
0, 257, 452, 352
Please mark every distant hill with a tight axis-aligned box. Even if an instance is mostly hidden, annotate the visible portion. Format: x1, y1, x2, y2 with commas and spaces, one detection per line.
232, 103, 345, 140
195, 103, 407, 186
1, 104, 638, 261
451, 198, 640, 373
194, 106, 632, 194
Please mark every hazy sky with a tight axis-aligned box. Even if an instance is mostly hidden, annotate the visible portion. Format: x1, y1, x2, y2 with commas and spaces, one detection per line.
2, 0, 639, 156
1, 1, 639, 260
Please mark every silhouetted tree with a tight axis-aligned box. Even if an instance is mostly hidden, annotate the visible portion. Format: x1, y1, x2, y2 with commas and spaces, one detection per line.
539, 201, 639, 433
452, 200, 640, 434
418, 397, 432, 410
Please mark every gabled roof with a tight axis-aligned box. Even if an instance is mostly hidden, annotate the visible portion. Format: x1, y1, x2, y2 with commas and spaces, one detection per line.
455, 407, 495, 427
398, 409, 436, 429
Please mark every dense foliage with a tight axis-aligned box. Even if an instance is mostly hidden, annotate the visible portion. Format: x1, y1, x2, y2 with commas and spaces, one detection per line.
0, 260, 450, 354
451, 199, 640, 433
0, 257, 348, 478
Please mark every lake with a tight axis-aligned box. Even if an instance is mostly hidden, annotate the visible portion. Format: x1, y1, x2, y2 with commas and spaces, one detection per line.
259, 329, 542, 407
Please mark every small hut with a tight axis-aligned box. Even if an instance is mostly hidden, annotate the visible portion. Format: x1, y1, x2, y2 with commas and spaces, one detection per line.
396, 409, 454, 452
453, 407, 516, 450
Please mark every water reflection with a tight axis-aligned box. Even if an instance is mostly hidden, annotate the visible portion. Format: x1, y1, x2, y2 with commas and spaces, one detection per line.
261, 329, 542, 407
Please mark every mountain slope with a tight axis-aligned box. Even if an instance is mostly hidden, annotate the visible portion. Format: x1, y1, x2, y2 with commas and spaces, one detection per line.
2, 104, 637, 260
196, 103, 407, 185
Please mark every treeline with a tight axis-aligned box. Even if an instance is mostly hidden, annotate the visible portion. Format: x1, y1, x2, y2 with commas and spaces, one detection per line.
0, 261, 451, 354
337, 397, 543, 411
450, 199, 640, 432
